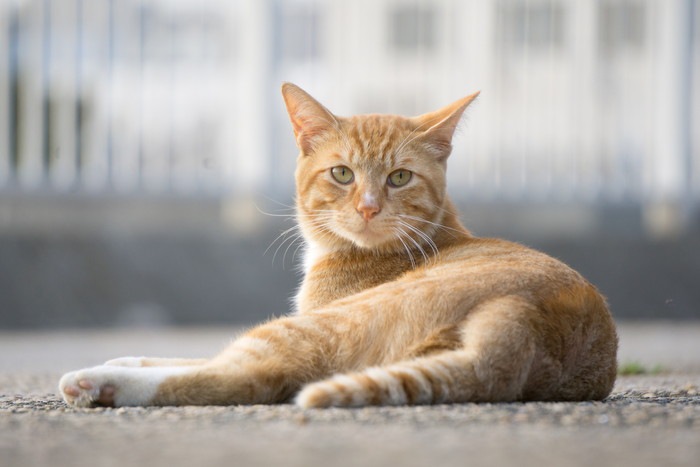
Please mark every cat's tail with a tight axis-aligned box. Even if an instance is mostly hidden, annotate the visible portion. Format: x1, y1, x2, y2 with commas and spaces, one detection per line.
294, 348, 531, 408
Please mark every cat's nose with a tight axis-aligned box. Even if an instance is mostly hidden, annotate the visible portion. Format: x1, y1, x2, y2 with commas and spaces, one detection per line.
357, 194, 381, 221
357, 204, 381, 221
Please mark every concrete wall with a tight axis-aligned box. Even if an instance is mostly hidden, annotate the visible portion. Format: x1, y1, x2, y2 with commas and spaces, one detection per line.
0, 196, 698, 329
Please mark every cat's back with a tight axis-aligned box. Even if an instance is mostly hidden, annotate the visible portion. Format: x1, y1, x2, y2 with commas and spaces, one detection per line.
414, 236, 587, 292
300, 235, 594, 315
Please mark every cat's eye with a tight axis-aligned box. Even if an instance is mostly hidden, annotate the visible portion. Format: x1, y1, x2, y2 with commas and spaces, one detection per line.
388, 169, 412, 187
331, 166, 354, 184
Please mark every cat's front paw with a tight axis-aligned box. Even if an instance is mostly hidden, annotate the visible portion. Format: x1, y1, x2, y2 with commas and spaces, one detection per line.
59, 368, 118, 408
59, 365, 191, 408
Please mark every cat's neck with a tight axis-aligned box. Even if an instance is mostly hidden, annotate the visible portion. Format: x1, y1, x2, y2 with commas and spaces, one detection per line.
302, 239, 333, 276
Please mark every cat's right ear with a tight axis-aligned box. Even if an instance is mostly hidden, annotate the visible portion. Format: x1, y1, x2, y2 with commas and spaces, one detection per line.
281, 83, 339, 154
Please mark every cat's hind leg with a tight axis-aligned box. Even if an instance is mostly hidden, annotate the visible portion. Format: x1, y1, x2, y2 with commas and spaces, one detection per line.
296, 296, 541, 408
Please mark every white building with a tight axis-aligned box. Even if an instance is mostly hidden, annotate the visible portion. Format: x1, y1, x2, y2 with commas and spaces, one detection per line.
0, 0, 698, 214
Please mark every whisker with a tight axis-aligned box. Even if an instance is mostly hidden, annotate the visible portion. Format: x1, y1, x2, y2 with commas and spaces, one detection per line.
256, 210, 297, 218
302, 214, 339, 239
394, 222, 430, 265
311, 223, 337, 238
399, 214, 463, 237
282, 232, 304, 269
264, 224, 299, 257
423, 200, 462, 219
254, 201, 296, 218
292, 239, 306, 263
398, 220, 439, 260
393, 227, 416, 269
304, 217, 336, 230
263, 207, 340, 269
272, 230, 303, 267
402, 228, 430, 265
260, 196, 297, 210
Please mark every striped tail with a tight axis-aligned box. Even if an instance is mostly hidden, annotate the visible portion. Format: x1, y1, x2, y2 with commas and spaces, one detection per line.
296, 360, 455, 408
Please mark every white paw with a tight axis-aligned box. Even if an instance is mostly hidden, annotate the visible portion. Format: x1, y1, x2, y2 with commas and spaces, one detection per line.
59, 365, 191, 408
59, 366, 120, 408
104, 356, 146, 367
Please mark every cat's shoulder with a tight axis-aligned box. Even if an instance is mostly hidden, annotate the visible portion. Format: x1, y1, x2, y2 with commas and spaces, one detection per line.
439, 235, 565, 268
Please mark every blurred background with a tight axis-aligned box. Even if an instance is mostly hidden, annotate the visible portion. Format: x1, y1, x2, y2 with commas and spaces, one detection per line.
0, 0, 698, 329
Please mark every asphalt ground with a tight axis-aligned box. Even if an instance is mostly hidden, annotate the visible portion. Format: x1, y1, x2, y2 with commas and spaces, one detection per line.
1, 322, 699, 467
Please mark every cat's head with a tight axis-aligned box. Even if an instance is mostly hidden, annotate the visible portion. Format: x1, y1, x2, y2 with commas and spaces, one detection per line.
282, 83, 478, 253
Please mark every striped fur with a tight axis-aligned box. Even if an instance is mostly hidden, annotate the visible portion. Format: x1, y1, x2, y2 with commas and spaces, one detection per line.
59, 83, 618, 409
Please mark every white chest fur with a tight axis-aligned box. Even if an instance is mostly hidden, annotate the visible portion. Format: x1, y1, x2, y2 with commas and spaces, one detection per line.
294, 240, 329, 312
302, 240, 328, 275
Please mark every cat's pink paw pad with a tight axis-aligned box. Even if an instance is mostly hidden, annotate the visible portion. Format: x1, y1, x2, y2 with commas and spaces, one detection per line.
62, 384, 81, 398
59, 371, 116, 408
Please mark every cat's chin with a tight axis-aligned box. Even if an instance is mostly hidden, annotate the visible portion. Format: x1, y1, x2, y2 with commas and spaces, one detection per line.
315, 233, 396, 253
345, 230, 397, 250
350, 237, 389, 250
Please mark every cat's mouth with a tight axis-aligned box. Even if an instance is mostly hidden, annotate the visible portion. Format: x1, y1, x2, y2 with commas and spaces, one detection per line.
346, 220, 394, 248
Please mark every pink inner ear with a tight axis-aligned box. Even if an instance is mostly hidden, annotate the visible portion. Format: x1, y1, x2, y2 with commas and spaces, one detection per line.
412, 91, 480, 157
282, 83, 339, 153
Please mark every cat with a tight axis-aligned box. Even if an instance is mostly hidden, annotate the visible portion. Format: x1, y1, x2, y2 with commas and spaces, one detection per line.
59, 83, 618, 408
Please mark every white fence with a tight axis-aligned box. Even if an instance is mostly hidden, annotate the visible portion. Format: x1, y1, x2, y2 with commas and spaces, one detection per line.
0, 0, 246, 194
0, 0, 698, 209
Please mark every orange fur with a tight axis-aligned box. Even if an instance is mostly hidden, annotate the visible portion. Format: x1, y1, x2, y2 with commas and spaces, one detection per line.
59, 83, 617, 408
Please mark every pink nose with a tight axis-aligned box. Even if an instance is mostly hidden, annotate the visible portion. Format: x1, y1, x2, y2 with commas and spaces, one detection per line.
357, 204, 380, 221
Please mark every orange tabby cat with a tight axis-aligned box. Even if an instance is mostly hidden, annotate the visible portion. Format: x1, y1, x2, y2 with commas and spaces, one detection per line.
59, 83, 617, 408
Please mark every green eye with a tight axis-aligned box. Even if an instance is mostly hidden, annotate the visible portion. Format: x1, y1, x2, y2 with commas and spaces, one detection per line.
388, 169, 412, 187
331, 166, 354, 184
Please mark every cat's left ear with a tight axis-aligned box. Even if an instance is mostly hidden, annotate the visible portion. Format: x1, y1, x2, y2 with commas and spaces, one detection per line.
281, 83, 340, 154
412, 91, 480, 158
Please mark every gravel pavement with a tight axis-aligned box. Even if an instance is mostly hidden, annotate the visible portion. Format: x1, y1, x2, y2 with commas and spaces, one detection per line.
1, 322, 699, 467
